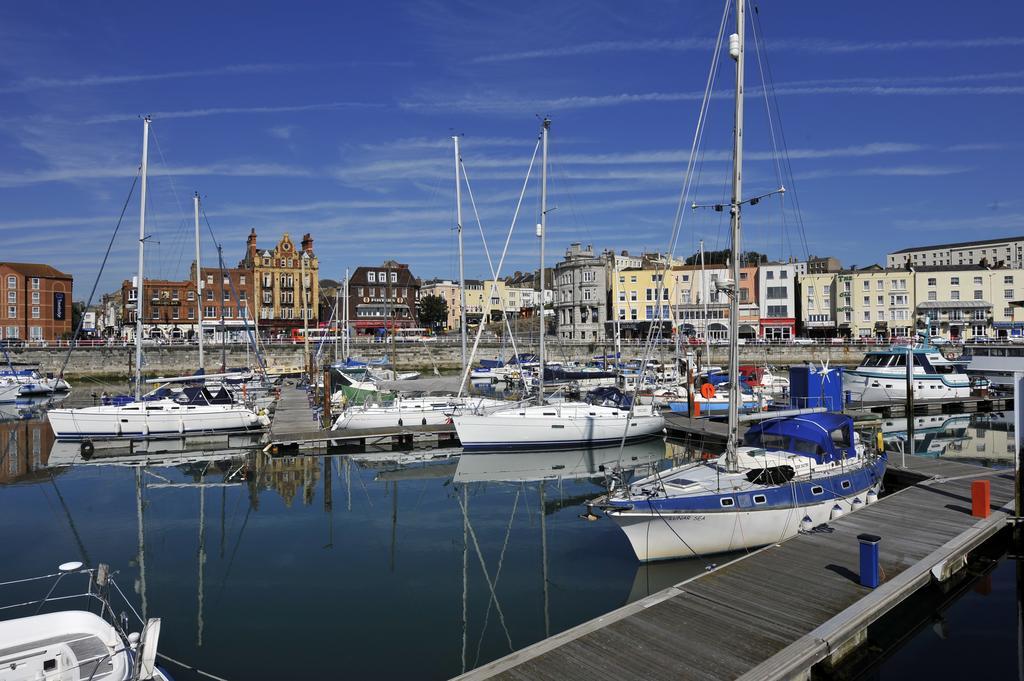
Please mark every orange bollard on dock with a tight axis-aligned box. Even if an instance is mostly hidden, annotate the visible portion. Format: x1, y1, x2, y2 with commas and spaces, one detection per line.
971, 479, 991, 518
692, 401, 701, 417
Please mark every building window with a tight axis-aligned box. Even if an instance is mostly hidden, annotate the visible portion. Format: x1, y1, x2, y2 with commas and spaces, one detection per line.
368, 272, 376, 283
30, 326, 42, 340
630, 291, 637, 302
223, 307, 232, 318
205, 306, 216, 317
951, 277, 959, 286
863, 310, 871, 321
207, 289, 214, 301
223, 290, 231, 301
187, 290, 195, 301
767, 287, 787, 300
188, 308, 195, 319
951, 291, 960, 301
974, 276, 983, 285
630, 275, 637, 283
240, 275, 246, 285
766, 271, 775, 280
390, 272, 398, 283
767, 305, 788, 317
1004, 307, 1014, 317
862, 280, 869, 291
206, 274, 214, 284
780, 271, 788, 280
877, 310, 886, 321
863, 296, 870, 305
172, 309, 179, 320
7, 306, 15, 319
1006, 275, 1015, 285
30, 277, 40, 290
975, 290, 984, 300
877, 295, 884, 305
1006, 289, 1015, 299
31, 307, 39, 319
7, 291, 14, 303
152, 309, 159, 319
5, 276, 14, 288
876, 280, 884, 290
928, 291, 937, 301
928, 278, 937, 286
379, 272, 386, 282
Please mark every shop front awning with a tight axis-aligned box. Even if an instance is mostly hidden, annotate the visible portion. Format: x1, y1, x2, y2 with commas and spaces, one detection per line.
917, 300, 991, 310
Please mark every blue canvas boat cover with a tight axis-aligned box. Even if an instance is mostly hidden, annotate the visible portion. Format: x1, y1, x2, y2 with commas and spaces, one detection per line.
743, 412, 855, 463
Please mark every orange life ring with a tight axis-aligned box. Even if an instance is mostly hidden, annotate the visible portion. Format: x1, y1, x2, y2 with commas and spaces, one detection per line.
700, 382, 716, 399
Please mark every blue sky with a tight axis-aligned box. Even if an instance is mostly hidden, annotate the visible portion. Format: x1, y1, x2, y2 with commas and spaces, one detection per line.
0, 0, 1021, 300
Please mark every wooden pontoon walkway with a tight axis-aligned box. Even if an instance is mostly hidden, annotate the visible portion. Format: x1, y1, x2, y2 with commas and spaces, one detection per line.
267, 384, 457, 451
455, 455, 1014, 681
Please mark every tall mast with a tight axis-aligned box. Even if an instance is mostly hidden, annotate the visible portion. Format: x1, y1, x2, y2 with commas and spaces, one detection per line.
193, 192, 204, 371
454, 136, 468, 374
725, 1, 745, 472
343, 268, 349, 359
537, 118, 550, 406
134, 116, 150, 401
217, 245, 227, 373
700, 239, 710, 362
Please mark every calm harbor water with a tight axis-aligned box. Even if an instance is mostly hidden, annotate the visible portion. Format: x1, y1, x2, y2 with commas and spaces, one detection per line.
0, 392, 1017, 680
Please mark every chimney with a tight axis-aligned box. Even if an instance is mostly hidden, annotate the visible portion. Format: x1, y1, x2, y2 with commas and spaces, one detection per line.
301, 233, 314, 254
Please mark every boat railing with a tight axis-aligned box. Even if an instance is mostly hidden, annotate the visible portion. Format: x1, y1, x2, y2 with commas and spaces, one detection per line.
0, 562, 146, 633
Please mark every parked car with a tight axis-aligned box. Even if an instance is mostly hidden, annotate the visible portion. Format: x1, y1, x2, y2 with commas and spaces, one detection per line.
788, 337, 813, 345
966, 336, 994, 344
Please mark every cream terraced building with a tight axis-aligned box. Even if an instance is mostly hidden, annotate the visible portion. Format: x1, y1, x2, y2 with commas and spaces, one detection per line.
797, 264, 1024, 340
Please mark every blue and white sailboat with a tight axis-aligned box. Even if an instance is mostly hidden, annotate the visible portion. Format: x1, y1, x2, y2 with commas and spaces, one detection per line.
602, 1, 885, 561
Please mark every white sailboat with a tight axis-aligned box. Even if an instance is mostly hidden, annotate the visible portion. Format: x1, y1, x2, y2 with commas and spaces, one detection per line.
602, 1, 886, 561
454, 119, 665, 451
48, 118, 268, 441
331, 135, 511, 432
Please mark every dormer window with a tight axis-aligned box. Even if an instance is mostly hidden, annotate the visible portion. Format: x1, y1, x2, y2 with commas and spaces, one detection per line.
368, 272, 376, 283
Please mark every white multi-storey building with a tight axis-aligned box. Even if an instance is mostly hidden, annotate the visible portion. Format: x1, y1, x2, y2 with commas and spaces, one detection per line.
887, 236, 1024, 269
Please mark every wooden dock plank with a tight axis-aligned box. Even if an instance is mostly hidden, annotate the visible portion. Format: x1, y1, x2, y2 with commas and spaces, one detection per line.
455, 455, 1015, 681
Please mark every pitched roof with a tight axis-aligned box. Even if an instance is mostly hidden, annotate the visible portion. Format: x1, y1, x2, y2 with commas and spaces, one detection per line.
890, 235, 1024, 255
0, 262, 71, 278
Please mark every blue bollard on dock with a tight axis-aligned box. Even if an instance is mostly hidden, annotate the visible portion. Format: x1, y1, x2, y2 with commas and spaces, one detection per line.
858, 533, 881, 588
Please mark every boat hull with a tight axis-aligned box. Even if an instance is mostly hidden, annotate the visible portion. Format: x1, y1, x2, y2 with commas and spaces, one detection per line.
47, 400, 267, 440
606, 459, 885, 561
844, 370, 970, 402
454, 408, 665, 451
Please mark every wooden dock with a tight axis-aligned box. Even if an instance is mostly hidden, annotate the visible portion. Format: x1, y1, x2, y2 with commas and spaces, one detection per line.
454, 455, 1015, 681
266, 384, 458, 452
664, 394, 1013, 443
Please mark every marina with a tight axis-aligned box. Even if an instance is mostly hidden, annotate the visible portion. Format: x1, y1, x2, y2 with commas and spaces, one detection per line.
1, 0, 1023, 678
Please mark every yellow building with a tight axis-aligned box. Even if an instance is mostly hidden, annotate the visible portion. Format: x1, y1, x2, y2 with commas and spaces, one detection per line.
610, 266, 680, 338
241, 230, 319, 336
799, 272, 838, 337
912, 266, 1023, 340
420, 279, 462, 331
836, 266, 913, 339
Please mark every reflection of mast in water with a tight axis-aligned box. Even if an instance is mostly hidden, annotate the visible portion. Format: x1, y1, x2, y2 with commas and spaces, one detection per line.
49, 474, 91, 567
197, 481, 206, 647
324, 456, 333, 549
220, 487, 226, 560
539, 480, 550, 639
135, 467, 148, 621
390, 480, 398, 572
345, 456, 352, 512
461, 486, 468, 675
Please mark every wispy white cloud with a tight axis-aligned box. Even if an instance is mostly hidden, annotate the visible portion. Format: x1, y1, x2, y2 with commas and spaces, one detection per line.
0, 63, 301, 94
474, 36, 1024, 63
84, 101, 382, 125
404, 81, 1024, 114
268, 125, 297, 140
0, 162, 312, 187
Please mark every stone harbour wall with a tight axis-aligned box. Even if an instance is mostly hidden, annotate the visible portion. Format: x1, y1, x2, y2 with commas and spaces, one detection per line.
6, 341, 882, 379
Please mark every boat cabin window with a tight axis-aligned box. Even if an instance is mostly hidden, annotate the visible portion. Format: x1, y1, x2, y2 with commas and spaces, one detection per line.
841, 480, 852, 490
720, 497, 735, 508
830, 427, 851, 448
861, 354, 886, 368
757, 434, 788, 450
753, 494, 767, 505
792, 438, 826, 459
811, 486, 824, 495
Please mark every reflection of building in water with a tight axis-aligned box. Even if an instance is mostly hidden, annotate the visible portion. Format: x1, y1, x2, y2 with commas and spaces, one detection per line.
0, 418, 55, 484
261, 454, 320, 507
881, 414, 971, 458
946, 412, 1016, 461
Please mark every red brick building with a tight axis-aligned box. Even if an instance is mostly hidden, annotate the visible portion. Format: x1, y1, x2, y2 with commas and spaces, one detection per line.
346, 260, 420, 335
120, 278, 196, 341
191, 264, 254, 341
0, 262, 73, 343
